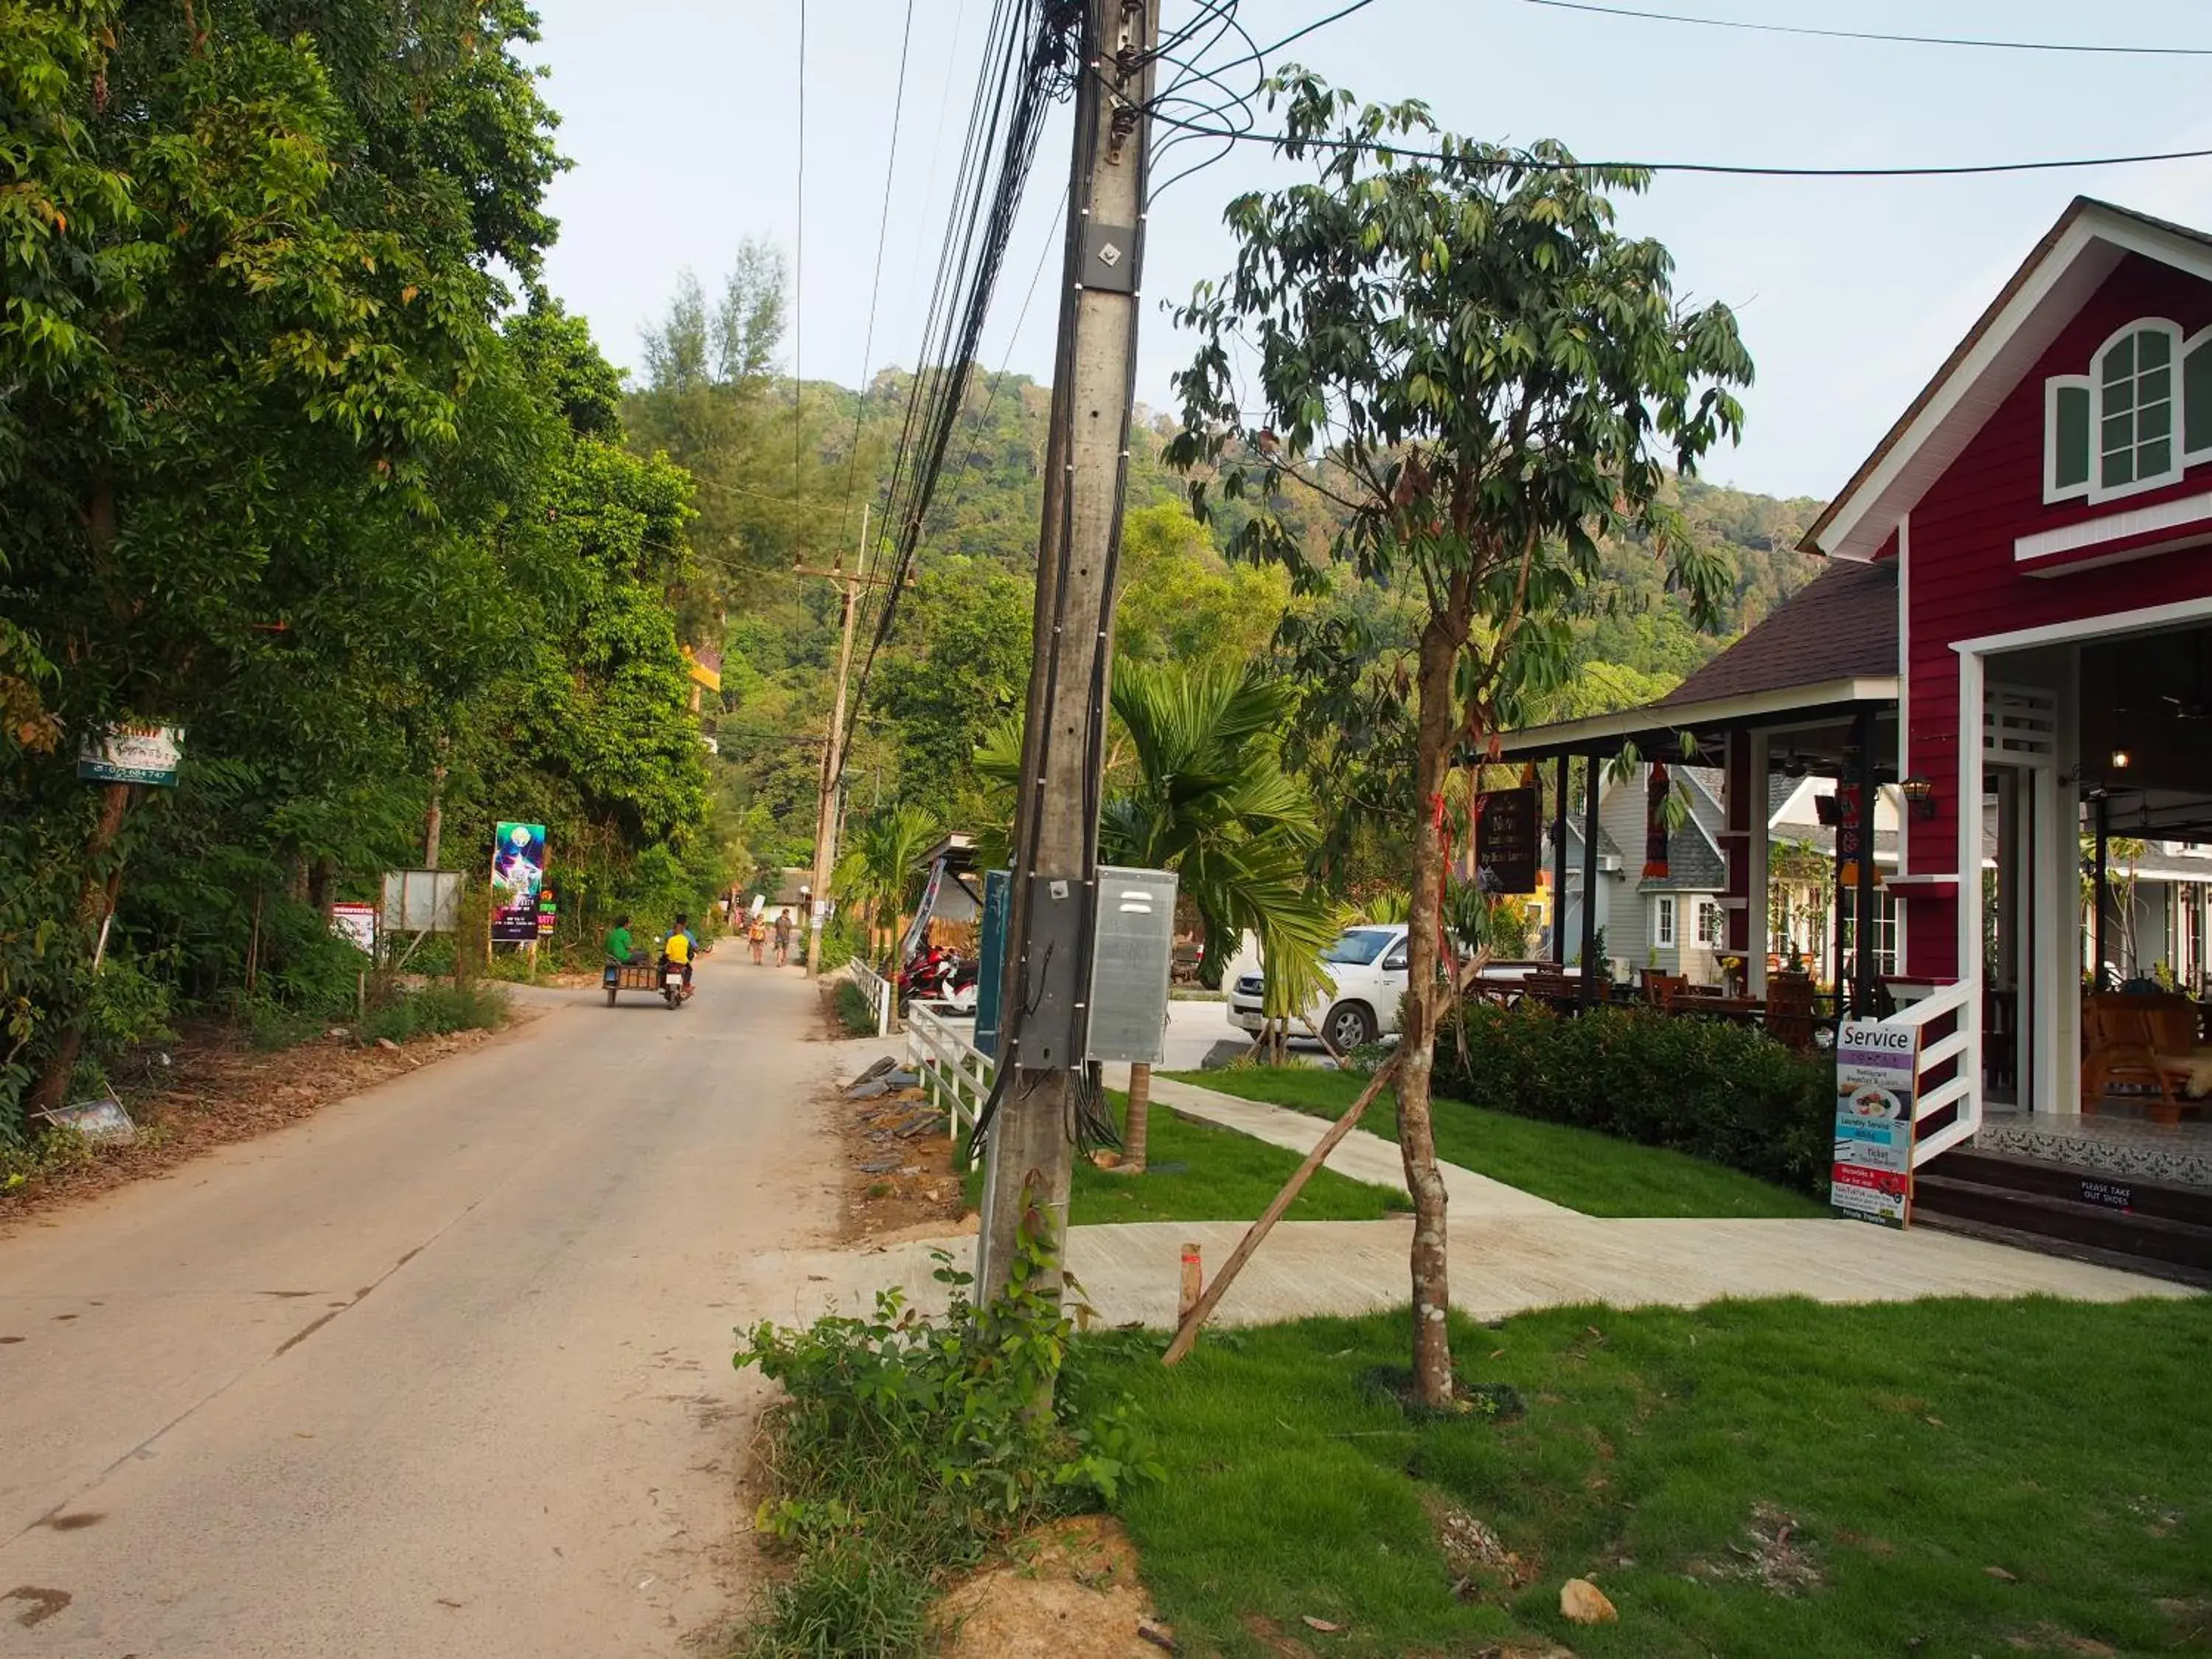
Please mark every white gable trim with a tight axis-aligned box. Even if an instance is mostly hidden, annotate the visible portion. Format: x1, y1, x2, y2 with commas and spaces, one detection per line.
1815, 206, 2212, 563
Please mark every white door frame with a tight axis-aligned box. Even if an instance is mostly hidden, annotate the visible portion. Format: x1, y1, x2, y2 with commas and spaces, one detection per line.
1955, 592, 2212, 1114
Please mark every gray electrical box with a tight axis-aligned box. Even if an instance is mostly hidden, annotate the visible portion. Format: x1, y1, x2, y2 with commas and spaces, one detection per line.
1085, 866, 1178, 1065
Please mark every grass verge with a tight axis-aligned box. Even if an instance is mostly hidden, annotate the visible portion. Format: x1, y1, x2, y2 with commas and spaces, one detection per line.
358, 981, 509, 1046
832, 979, 878, 1037
962, 1091, 1410, 1225
1076, 1295, 2212, 1658
1170, 1066, 1826, 1219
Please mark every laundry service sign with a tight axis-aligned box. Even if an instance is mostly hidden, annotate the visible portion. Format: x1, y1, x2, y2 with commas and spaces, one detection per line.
1832, 1019, 1920, 1227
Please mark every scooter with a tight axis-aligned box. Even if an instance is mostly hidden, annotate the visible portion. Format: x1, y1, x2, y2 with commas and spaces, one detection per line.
896, 944, 962, 1012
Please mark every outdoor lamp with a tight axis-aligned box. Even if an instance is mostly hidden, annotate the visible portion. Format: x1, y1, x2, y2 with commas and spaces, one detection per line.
1900, 775, 1937, 821
2110, 748, 2132, 770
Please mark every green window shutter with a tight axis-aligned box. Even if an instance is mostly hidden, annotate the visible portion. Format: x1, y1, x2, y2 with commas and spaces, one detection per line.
2185, 338, 2212, 454
2053, 383, 2091, 491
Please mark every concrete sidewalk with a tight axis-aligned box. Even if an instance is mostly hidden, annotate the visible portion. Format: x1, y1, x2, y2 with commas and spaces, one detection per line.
747, 1210, 2193, 1335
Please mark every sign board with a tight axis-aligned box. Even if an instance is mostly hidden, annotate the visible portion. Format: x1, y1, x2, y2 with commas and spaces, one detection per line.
973, 869, 1011, 1058
329, 902, 378, 956
77, 723, 184, 787
1477, 786, 1541, 895
490, 821, 547, 944
536, 885, 558, 939
35, 1095, 135, 1144
1831, 1018, 1920, 1226
901, 861, 946, 962
381, 869, 465, 933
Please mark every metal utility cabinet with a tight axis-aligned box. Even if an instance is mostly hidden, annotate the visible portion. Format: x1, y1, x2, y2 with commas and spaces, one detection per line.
1085, 866, 1178, 1065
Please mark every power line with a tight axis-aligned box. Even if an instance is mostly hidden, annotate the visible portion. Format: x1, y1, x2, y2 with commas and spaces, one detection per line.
1511, 0, 2212, 58
1137, 91, 2212, 178
793, 0, 808, 493
1194, 0, 1382, 79
837, 0, 920, 556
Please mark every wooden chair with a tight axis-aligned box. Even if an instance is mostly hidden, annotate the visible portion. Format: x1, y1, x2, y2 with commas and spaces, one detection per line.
2080, 994, 2212, 1123
1643, 972, 1689, 1009
1764, 971, 1818, 1054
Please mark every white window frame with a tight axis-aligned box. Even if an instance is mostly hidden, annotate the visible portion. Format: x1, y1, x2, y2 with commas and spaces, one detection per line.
1654, 895, 1677, 949
1694, 897, 1725, 947
2045, 318, 2208, 507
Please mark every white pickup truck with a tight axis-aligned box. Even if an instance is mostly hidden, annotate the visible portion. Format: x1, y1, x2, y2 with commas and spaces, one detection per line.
1226, 923, 1411, 1051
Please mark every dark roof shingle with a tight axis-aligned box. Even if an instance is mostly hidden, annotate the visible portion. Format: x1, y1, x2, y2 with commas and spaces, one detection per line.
1656, 560, 1898, 712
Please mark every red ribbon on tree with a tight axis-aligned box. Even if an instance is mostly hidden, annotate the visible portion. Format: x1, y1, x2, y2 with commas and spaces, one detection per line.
1644, 762, 1671, 881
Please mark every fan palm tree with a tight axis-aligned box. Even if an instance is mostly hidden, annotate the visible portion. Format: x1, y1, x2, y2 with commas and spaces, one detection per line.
981, 661, 1335, 1170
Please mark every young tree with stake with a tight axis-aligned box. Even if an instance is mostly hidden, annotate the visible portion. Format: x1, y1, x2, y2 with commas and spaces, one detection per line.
1168, 77, 1752, 1407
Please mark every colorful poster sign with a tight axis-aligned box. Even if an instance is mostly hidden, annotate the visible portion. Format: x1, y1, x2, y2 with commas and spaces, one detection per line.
77, 723, 184, 787
490, 821, 547, 943
1476, 787, 1540, 895
329, 902, 378, 956
1831, 1018, 1920, 1226
535, 884, 558, 939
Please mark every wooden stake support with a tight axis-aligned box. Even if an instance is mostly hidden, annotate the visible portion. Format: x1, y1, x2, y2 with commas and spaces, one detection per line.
1161, 1052, 1402, 1366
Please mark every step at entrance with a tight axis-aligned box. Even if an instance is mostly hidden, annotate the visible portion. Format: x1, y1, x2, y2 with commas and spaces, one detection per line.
1916, 1150, 2212, 1277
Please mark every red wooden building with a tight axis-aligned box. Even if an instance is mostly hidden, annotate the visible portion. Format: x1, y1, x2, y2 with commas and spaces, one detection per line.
1506, 198, 2212, 1242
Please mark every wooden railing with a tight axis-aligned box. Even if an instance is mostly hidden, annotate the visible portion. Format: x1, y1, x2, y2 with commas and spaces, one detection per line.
1885, 979, 1979, 1164
904, 1000, 992, 1164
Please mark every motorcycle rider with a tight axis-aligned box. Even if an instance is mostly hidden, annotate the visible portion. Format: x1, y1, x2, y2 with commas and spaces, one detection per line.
604, 914, 636, 967
661, 913, 695, 996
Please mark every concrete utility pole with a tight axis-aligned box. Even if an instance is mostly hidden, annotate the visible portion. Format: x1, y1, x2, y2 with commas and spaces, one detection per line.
804, 503, 872, 978
977, 0, 1159, 1298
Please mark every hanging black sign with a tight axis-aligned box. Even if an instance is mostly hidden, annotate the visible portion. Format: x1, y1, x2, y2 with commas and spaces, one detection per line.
1478, 787, 1541, 896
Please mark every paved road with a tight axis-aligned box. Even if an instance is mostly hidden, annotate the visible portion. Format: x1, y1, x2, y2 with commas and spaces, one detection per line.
0, 964, 835, 1658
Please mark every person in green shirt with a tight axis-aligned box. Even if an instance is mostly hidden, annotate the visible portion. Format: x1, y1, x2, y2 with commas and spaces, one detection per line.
604, 915, 636, 965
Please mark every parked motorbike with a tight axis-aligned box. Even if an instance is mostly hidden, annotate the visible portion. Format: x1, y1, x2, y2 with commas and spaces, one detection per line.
896, 944, 963, 1012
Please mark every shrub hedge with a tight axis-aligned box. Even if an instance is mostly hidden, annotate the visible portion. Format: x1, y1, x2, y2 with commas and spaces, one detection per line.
1431, 1002, 1833, 1195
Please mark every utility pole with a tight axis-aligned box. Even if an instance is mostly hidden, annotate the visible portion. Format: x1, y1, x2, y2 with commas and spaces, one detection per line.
976, 0, 1159, 1299
804, 504, 873, 978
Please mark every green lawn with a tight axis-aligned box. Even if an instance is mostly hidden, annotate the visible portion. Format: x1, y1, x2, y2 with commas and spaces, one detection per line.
1168, 1065, 1827, 1219
1077, 1297, 2212, 1659
964, 1091, 1410, 1225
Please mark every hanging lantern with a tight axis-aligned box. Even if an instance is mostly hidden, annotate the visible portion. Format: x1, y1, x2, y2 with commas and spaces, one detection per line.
1644, 762, 1671, 881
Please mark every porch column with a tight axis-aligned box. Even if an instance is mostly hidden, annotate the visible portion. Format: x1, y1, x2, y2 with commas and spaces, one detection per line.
1579, 751, 1600, 1007
1854, 708, 1879, 1018
2093, 793, 2111, 987
1552, 753, 1570, 965
1747, 731, 1770, 997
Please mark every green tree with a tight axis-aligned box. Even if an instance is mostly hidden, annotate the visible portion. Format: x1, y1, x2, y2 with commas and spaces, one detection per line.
1169, 77, 1751, 1405
1, 0, 562, 1122
1113, 501, 1292, 676
839, 804, 940, 970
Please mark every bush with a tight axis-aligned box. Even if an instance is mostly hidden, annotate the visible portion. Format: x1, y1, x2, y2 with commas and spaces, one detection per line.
358, 981, 510, 1046
832, 979, 877, 1037
735, 1229, 1161, 1656
1432, 1002, 1832, 1194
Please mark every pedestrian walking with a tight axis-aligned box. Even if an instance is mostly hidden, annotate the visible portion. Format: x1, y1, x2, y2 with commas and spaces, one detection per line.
748, 912, 767, 964
772, 911, 793, 967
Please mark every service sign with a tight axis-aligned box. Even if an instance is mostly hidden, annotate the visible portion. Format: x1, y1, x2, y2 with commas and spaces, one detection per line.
78, 723, 184, 787
1832, 1018, 1920, 1227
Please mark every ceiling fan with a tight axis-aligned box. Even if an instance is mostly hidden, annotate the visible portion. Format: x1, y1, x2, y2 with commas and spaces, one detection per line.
2162, 633, 2211, 720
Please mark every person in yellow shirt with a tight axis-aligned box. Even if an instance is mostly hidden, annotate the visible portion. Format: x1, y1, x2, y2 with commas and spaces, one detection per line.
661, 913, 695, 995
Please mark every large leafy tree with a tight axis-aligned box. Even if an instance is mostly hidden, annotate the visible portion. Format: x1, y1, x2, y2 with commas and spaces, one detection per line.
1169, 77, 1751, 1405
1, 0, 563, 1117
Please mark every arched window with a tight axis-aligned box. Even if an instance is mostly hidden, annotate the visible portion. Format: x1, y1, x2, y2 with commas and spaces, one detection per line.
2097, 324, 2177, 493
2045, 319, 2200, 504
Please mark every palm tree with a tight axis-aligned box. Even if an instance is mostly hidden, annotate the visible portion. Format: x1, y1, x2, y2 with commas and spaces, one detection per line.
982, 661, 1335, 1170
836, 803, 939, 968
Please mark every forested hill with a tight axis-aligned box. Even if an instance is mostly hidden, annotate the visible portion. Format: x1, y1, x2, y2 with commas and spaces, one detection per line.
684, 347, 1825, 872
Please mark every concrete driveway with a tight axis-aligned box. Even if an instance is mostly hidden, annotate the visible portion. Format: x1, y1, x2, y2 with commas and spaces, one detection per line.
0, 963, 836, 1658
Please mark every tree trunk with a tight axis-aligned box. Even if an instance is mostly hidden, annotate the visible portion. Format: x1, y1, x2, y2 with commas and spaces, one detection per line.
27, 782, 134, 1119
1399, 608, 1461, 1410
1123, 1062, 1152, 1172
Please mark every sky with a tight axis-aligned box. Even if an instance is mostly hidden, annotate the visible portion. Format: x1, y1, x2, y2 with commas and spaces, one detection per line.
528, 0, 2212, 504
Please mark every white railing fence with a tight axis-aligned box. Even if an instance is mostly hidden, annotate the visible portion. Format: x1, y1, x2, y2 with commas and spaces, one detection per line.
1886, 979, 1980, 1164
904, 1000, 992, 1165
847, 959, 894, 1038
